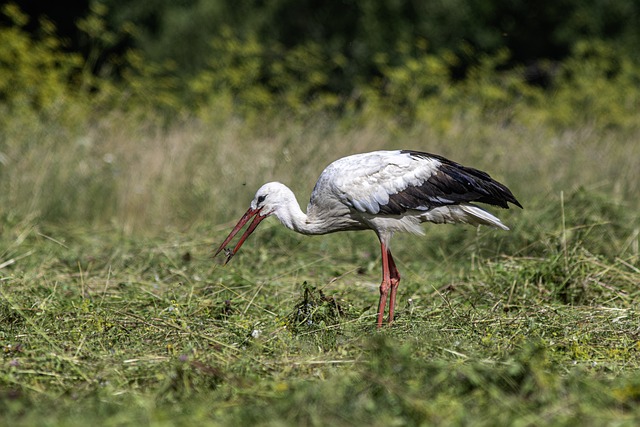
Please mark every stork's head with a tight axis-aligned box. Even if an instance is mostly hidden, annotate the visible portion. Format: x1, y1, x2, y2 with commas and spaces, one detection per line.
214, 182, 293, 263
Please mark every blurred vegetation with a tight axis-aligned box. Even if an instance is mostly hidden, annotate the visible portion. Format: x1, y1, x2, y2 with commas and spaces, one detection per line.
1, 1, 639, 125
0, 1, 639, 230
0, 1, 639, 227
99, 0, 640, 81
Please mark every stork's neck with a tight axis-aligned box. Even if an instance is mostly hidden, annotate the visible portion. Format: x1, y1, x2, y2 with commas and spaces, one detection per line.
265, 185, 336, 235
273, 197, 325, 235
267, 183, 360, 235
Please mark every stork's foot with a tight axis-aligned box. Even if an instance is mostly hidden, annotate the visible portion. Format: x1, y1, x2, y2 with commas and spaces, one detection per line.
377, 281, 390, 328
387, 277, 400, 325
376, 277, 401, 327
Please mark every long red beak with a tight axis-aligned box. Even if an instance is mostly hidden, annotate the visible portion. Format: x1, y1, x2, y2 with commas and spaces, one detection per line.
214, 207, 267, 264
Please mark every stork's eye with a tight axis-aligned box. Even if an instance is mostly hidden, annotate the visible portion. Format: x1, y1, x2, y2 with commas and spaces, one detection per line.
257, 195, 266, 204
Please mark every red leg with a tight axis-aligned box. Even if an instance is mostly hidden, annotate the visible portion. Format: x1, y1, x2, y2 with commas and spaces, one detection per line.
377, 241, 391, 328
387, 250, 401, 325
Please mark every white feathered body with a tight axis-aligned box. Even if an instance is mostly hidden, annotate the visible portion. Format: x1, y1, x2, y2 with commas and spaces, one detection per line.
300, 150, 519, 240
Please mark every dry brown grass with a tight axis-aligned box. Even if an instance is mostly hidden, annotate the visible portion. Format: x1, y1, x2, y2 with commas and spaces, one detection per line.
1, 108, 639, 236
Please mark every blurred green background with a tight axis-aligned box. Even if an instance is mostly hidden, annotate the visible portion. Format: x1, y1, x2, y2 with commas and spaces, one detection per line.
1, 0, 639, 229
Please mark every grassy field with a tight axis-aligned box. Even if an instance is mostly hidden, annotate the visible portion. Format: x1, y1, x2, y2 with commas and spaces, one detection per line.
1, 109, 640, 425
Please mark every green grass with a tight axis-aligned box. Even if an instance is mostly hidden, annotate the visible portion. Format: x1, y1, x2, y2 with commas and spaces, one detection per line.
2, 202, 640, 425
1, 219, 639, 426
1, 108, 640, 425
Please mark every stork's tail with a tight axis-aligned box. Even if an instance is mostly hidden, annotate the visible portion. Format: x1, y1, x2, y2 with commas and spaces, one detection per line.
460, 204, 509, 230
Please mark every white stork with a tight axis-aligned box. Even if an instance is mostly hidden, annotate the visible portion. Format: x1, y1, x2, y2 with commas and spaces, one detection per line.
215, 150, 522, 327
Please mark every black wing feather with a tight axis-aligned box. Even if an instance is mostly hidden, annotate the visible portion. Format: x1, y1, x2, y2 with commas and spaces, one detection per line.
377, 150, 522, 215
